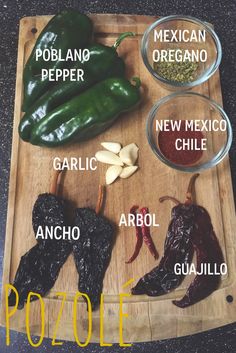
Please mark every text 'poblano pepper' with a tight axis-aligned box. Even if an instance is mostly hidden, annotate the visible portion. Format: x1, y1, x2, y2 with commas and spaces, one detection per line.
30, 77, 141, 147
22, 10, 93, 111
19, 32, 134, 142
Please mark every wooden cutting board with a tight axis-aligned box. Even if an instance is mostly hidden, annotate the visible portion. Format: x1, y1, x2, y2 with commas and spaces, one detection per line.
1, 14, 236, 344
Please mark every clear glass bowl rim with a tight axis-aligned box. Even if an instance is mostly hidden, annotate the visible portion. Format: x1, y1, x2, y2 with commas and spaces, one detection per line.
146, 91, 233, 172
141, 15, 222, 88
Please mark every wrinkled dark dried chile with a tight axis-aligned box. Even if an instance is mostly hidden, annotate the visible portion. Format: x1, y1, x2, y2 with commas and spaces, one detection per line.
72, 186, 114, 310
72, 207, 114, 310
8, 169, 71, 309
173, 204, 224, 308
131, 203, 194, 296
132, 174, 224, 307
8, 240, 72, 309
9, 175, 114, 312
32, 193, 66, 242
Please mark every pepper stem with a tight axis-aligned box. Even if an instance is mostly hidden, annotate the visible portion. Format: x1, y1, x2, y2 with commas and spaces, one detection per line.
96, 185, 105, 214
50, 164, 64, 196
185, 173, 200, 204
159, 196, 181, 205
113, 32, 135, 50
131, 77, 141, 88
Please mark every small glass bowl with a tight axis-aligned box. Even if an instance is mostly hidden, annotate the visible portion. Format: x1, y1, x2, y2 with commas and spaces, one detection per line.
141, 15, 222, 90
146, 92, 233, 172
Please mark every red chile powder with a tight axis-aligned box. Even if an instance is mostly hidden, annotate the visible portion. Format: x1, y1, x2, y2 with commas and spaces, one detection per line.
158, 120, 204, 166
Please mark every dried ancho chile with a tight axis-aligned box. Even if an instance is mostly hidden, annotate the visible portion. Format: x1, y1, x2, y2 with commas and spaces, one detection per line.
8, 170, 114, 311
8, 168, 72, 309
132, 174, 224, 307
32, 169, 68, 242
72, 186, 115, 310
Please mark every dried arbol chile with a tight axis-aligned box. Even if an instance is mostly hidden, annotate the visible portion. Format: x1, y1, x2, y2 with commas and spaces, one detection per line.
126, 206, 158, 264
8, 168, 72, 309
126, 205, 143, 264
140, 207, 159, 260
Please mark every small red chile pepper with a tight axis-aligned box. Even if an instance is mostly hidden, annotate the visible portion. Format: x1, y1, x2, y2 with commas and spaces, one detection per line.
126, 206, 158, 263
140, 207, 159, 260
126, 205, 143, 264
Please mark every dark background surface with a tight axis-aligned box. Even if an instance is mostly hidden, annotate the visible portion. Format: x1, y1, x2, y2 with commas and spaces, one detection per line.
0, 0, 235, 352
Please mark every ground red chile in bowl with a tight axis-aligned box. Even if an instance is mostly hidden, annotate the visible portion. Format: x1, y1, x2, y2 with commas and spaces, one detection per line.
146, 92, 232, 173
158, 120, 204, 166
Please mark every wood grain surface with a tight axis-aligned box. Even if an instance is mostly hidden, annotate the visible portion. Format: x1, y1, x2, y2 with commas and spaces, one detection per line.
0, 14, 235, 343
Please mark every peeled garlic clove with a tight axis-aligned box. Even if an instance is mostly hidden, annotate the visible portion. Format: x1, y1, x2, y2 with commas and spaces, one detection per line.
119, 143, 139, 166
106, 165, 122, 185
101, 142, 121, 154
120, 166, 138, 179
95, 151, 124, 166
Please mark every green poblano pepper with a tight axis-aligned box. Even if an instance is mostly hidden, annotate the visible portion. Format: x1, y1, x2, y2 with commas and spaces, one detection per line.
30, 77, 141, 147
19, 32, 134, 142
22, 10, 93, 111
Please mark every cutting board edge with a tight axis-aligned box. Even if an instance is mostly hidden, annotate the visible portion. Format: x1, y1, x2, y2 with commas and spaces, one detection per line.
0, 14, 27, 319
1, 13, 236, 343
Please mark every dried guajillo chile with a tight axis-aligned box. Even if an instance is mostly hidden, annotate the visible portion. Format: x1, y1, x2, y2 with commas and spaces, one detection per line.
8, 168, 72, 309
22, 10, 93, 111
30, 77, 141, 147
19, 32, 134, 142
160, 174, 224, 307
173, 201, 224, 308
132, 174, 224, 307
131, 175, 200, 296
72, 186, 115, 310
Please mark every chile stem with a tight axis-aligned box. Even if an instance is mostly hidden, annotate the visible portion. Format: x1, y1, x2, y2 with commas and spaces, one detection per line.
185, 173, 200, 204
96, 185, 105, 215
50, 164, 64, 196
159, 196, 181, 205
113, 32, 135, 50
